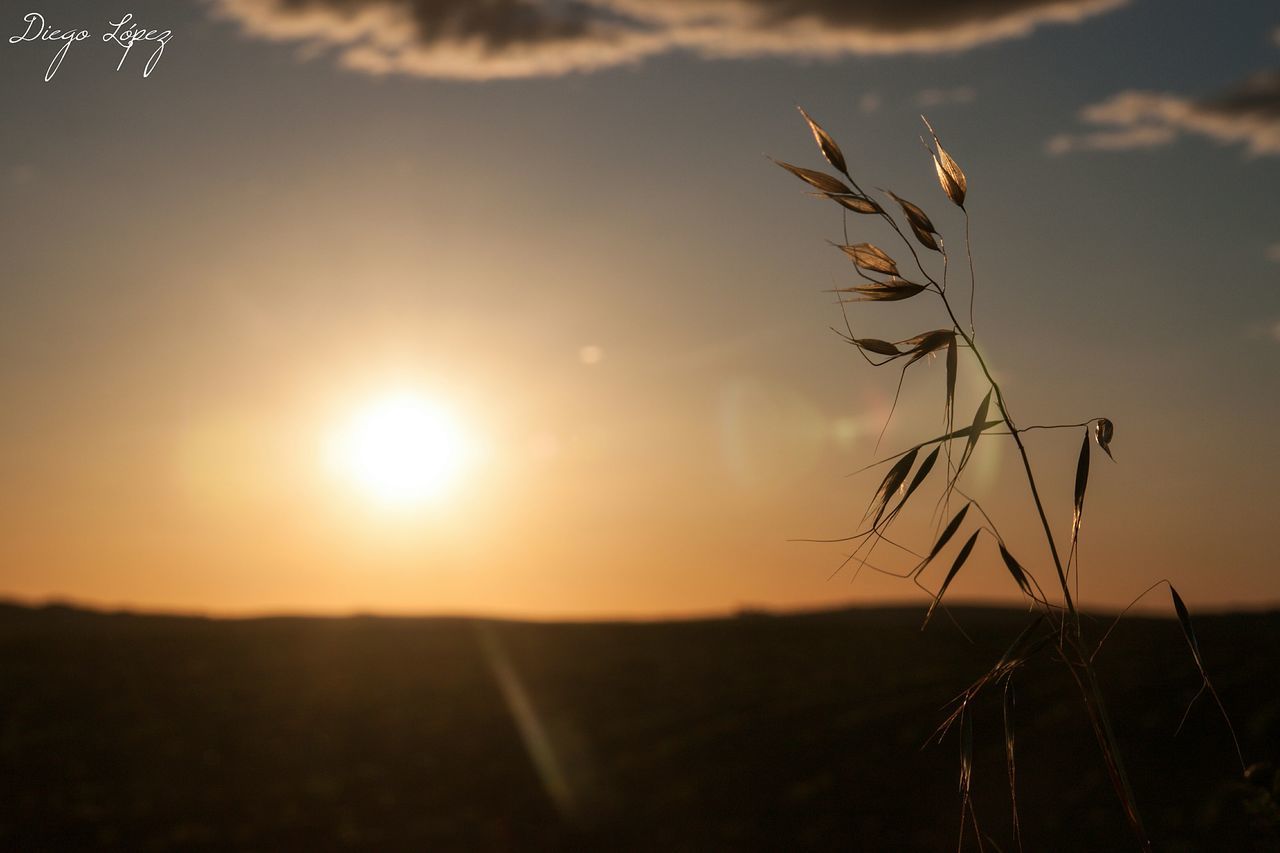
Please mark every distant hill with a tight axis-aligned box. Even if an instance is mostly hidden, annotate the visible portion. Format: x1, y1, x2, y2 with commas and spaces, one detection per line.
1, 602, 1276, 851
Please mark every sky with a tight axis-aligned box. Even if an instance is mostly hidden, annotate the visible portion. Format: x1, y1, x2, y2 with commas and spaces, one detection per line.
0, 0, 1277, 618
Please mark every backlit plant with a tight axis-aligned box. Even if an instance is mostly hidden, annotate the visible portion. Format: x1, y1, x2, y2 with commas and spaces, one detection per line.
771, 108, 1244, 851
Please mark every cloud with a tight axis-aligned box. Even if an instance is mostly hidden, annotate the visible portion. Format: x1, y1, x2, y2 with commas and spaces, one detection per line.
210, 0, 1128, 80
1267, 243, 1280, 263
916, 86, 976, 107
1045, 124, 1175, 154
1048, 70, 1280, 157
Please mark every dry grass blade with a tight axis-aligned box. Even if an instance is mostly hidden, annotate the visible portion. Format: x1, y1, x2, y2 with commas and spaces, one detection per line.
912, 222, 940, 252
958, 707, 981, 853
918, 503, 971, 575
1170, 584, 1202, 671
947, 420, 1002, 446
872, 447, 919, 527
885, 190, 941, 251
960, 706, 974, 794
934, 618, 1046, 749
797, 106, 847, 175
899, 330, 947, 347
905, 444, 941, 494
818, 192, 882, 214
1169, 584, 1246, 769
883, 446, 940, 526
1003, 682, 1022, 852
1094, 418, 1115, 461
924, 529, 980, 627
1072, 430, 1090, 542
901, 329, 956, 366
998, 616, 1047, 668
922, 116, 967, 208
847, 280, 927, 302
850, 420, 1004, 481
959, 391, 993, 468
854, 338, 901, 356
932, 152, 966, 209
997, 542, 1033, 598
957, 708, 981, 853
840, 243, 899, 276
771, 158, 854, 196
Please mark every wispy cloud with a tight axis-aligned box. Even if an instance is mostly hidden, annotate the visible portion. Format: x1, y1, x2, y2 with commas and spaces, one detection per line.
915, 86, 976, 107
1046, 124, 1175, 154
210, 0, 1128, 80
1048, 70, 1280, 157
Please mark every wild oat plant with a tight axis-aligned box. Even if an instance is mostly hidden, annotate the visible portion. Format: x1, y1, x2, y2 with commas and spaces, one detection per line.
772, 109, 1246, 851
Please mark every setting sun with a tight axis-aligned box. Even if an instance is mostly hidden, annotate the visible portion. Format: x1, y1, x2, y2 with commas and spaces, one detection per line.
326, 391, 472, 508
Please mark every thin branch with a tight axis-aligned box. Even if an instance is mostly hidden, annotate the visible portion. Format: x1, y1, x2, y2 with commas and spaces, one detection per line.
964, 209, 976, 340
1090, 579, 1171, 663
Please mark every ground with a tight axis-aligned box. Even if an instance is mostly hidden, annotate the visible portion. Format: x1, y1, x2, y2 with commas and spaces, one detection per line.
1, 602, 1276, 851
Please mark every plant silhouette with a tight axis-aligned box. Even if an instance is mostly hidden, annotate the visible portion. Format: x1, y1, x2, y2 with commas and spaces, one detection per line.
772, 108, 1245, 852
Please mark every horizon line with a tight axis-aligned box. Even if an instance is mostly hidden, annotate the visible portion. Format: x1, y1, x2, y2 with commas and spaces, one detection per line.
3, 594, 1277, 626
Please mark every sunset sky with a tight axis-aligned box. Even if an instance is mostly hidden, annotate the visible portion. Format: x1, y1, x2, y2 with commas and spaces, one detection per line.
1, 0, 1277, 618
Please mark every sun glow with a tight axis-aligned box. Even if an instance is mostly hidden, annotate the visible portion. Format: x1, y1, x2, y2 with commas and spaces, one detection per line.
327, 391, 473, 508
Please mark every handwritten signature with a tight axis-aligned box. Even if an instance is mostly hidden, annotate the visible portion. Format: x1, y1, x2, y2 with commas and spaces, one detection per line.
8, 12, 172, 81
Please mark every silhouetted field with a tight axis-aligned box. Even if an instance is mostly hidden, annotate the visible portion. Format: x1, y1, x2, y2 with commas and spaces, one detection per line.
1, 602, 1277, 851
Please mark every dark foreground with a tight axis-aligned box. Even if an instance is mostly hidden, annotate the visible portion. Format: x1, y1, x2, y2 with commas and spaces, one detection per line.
1, 603, 1277, 852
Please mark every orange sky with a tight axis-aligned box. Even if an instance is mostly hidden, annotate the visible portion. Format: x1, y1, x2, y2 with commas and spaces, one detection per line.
1, 0, 1277, 617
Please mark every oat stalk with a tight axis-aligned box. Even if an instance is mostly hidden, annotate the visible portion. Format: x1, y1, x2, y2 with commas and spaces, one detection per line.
773, 107, 1245, 851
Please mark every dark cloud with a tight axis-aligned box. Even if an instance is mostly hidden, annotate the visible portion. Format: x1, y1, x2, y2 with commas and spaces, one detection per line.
1048, 71, 1280, 157
210, 0, 1127, 80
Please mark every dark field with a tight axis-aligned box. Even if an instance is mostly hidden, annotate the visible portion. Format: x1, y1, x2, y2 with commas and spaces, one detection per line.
1, 603, 1277, 851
